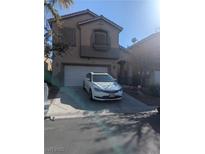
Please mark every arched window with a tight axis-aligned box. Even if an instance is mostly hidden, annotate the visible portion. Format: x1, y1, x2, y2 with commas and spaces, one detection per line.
92, 29, 110, 51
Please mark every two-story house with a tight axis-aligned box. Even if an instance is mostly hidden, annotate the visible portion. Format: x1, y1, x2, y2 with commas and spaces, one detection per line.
49, 9, 124, 86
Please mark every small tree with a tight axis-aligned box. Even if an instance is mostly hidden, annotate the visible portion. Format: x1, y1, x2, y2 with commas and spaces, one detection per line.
44, 0, 74, 58
44, 0, 73, 85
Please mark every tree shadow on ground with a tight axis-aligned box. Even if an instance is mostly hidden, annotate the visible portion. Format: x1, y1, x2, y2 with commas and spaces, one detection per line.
80, 112, 160, 154
48, 85, 60, 99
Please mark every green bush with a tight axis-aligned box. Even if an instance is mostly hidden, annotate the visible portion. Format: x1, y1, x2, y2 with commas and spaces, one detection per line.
44, 70, 52, 85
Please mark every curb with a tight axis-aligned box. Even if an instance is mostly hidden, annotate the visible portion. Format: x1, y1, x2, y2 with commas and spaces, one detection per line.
45, 109, 158, 120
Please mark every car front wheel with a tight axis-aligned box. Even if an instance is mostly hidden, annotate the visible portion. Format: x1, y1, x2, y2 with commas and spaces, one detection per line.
89, 89, 93, 100
83, 81, 86, 91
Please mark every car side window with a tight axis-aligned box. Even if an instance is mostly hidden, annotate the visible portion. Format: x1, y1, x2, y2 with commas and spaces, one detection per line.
86, 73, 91, 81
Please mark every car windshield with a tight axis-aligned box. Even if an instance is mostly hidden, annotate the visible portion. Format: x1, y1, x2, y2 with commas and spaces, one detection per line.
93, 75, 114, 82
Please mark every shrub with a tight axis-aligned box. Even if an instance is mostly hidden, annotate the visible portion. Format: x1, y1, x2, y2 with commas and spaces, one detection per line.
44, 70, 52, 85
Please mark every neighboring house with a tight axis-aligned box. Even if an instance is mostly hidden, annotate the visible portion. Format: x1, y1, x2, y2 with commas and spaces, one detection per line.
120, 32, 160, 86
49, 9, 124, 86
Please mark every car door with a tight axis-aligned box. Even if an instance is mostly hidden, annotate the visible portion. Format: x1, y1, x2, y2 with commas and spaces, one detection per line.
85, 73, 91, 92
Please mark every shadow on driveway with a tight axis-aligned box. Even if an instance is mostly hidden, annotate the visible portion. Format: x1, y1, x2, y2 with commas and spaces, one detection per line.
57, 86, 154, 114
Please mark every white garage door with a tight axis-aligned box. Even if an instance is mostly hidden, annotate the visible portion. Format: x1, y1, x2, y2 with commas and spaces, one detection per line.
64, 65, 108, 86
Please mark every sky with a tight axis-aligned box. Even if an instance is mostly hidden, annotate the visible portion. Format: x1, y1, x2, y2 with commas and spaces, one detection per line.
55, 0, 160, 47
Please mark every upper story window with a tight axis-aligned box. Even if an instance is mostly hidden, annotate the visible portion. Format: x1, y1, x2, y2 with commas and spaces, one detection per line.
92, 30, 110, 51
60, 28, 76, 47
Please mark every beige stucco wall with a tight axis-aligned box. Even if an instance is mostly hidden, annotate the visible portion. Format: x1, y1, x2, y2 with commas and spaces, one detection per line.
80, 20, 119, 48
129, 32, 160, 71
52, 13, 94, 56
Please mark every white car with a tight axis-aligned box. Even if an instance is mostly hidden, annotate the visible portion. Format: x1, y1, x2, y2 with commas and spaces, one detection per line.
83, 72, 123, 101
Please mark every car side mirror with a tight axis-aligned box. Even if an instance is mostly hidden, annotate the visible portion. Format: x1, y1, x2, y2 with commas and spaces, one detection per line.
113, 78, 117, 82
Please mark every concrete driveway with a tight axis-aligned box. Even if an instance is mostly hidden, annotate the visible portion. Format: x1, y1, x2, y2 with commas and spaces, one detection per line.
46, 87, 154, 118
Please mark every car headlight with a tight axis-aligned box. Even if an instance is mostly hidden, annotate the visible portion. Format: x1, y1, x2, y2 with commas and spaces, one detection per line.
94, 87, 103, 92
118, 88, 123, 92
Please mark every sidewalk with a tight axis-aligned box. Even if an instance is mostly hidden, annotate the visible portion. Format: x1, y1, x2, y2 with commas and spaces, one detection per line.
46, 97, 157, 119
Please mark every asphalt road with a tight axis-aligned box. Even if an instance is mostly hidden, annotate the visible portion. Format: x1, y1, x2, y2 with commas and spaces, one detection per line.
45, 112, 160, 154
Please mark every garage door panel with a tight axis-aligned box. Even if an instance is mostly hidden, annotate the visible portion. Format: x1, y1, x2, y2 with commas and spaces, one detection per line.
64, 65, 108, 86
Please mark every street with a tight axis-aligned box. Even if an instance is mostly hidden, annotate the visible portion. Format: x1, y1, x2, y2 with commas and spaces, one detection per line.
45, 112, 160, 154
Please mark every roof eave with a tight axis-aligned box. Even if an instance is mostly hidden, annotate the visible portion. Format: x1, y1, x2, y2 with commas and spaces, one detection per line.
78, 16, 123, 31
48, 9, 98, 25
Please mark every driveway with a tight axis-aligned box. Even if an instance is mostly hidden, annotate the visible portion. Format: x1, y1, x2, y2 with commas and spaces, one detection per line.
47, 87, 154, 118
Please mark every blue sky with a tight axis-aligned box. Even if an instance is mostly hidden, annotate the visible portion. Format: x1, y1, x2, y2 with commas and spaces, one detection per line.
56, 0, 160, 47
